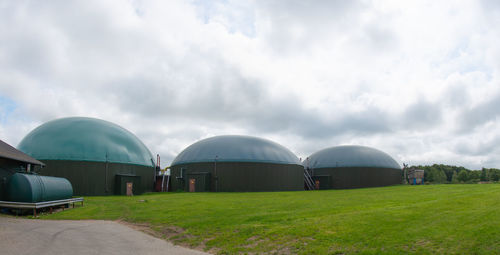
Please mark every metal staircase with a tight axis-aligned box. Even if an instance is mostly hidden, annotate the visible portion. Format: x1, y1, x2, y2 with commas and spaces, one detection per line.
304, 168, 315, 190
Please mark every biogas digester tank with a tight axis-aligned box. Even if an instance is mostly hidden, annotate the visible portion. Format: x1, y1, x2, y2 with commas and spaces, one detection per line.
304, 145, 402, 189
7, 173, 73, 203
18, 117, 156, 196
170, 135, 303, 192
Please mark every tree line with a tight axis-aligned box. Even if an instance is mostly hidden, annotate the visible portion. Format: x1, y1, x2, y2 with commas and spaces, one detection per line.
409, 164, 500, 184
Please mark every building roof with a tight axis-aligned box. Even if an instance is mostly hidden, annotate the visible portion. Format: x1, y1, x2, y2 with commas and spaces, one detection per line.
0, 139, 44, 166
171, 135, 300, 166
18, 117, 155, 167
304, 145, 401, 170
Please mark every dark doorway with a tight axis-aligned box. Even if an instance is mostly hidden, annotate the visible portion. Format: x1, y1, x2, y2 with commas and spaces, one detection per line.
313, 175, 331, 190
115, 174, 141, 195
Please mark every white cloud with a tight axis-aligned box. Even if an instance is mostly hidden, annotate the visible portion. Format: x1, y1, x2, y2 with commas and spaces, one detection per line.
1, 0, 499, 169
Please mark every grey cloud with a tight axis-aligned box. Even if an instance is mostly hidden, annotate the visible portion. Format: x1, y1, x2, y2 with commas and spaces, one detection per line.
452, 132, 500, 164
108, 63, 397, 141
443, 82, 470, 108
358, 23, 398, 53
454, 139, 497, 157
194, 1, 257, 37
109, 65, 265, 123
458, 91, 500, 132
2, 1, 500, 170
255, 0, 366, 54
243, 102, 394, 140
336, 108, 393, 134
400, 98, 443, 130
480, 0, 500, 12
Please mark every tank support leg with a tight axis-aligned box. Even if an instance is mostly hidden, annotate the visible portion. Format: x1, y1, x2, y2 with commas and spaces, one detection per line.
33, 208, 37, 217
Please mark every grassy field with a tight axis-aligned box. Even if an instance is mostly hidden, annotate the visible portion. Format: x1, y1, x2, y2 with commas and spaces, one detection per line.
41, 184, 500, 254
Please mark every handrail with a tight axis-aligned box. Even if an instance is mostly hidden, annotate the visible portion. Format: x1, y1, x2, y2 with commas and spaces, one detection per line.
304, 169, 315, 190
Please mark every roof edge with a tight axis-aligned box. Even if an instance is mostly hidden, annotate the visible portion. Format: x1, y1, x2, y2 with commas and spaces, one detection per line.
0, 139, 45, 166
171, 159, 302, 167
309, 166, 402, 170
35, 158, 155, 167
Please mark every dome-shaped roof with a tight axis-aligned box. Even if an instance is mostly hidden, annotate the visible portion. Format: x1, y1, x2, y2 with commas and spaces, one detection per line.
171, 135, 300, 166
305, 145, 400, 169
18, 117, 155, 167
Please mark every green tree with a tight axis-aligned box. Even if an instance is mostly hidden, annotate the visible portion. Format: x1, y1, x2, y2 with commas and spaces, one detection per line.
410, 164, 478, 184
426, 168, 435, 183
434, 169, 447, 183
480, 168, 488, 181
468, 170, 480, 183
491, 170, 500, 182
458, 170, 469, 183
451, 171, 459, 184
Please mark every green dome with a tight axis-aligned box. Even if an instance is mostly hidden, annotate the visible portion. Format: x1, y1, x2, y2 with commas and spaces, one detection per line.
18, 117, 155, 167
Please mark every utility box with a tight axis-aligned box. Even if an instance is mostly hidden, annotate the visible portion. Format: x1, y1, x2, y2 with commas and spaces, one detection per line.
408, 168, 424, 185
115, 174, 141, 195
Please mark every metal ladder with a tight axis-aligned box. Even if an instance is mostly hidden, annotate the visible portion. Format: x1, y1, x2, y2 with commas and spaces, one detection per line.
304, 168, 315, 190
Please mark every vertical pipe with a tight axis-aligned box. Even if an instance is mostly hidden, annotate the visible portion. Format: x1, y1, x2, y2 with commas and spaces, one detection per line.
105, 152, 108, 193
158, 155, 161, 187
214, 155, 218, 192
156, 154, 160, 190
402, 163, 407, 184
161, 174, 165, 192
166, 174, 170, 192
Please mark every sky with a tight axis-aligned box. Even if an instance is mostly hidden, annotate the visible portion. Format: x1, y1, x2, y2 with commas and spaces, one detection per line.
1, 0, 500, 169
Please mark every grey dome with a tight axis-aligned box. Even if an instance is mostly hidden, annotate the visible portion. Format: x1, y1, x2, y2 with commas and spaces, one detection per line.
305, 145, 400, 169
171, 135, 300, 166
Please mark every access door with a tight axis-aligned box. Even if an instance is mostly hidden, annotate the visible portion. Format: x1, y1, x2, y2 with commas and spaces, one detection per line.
186, 172, 211, 192
189, 178, 196, 192
126, 182, 133, 196
115, 174, 141, 195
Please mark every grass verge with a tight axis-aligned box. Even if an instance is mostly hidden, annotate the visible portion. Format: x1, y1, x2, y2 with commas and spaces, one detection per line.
40, 184, 500, 254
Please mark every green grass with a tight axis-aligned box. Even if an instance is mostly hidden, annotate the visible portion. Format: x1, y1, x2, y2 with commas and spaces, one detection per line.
41, 184, 500, 254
